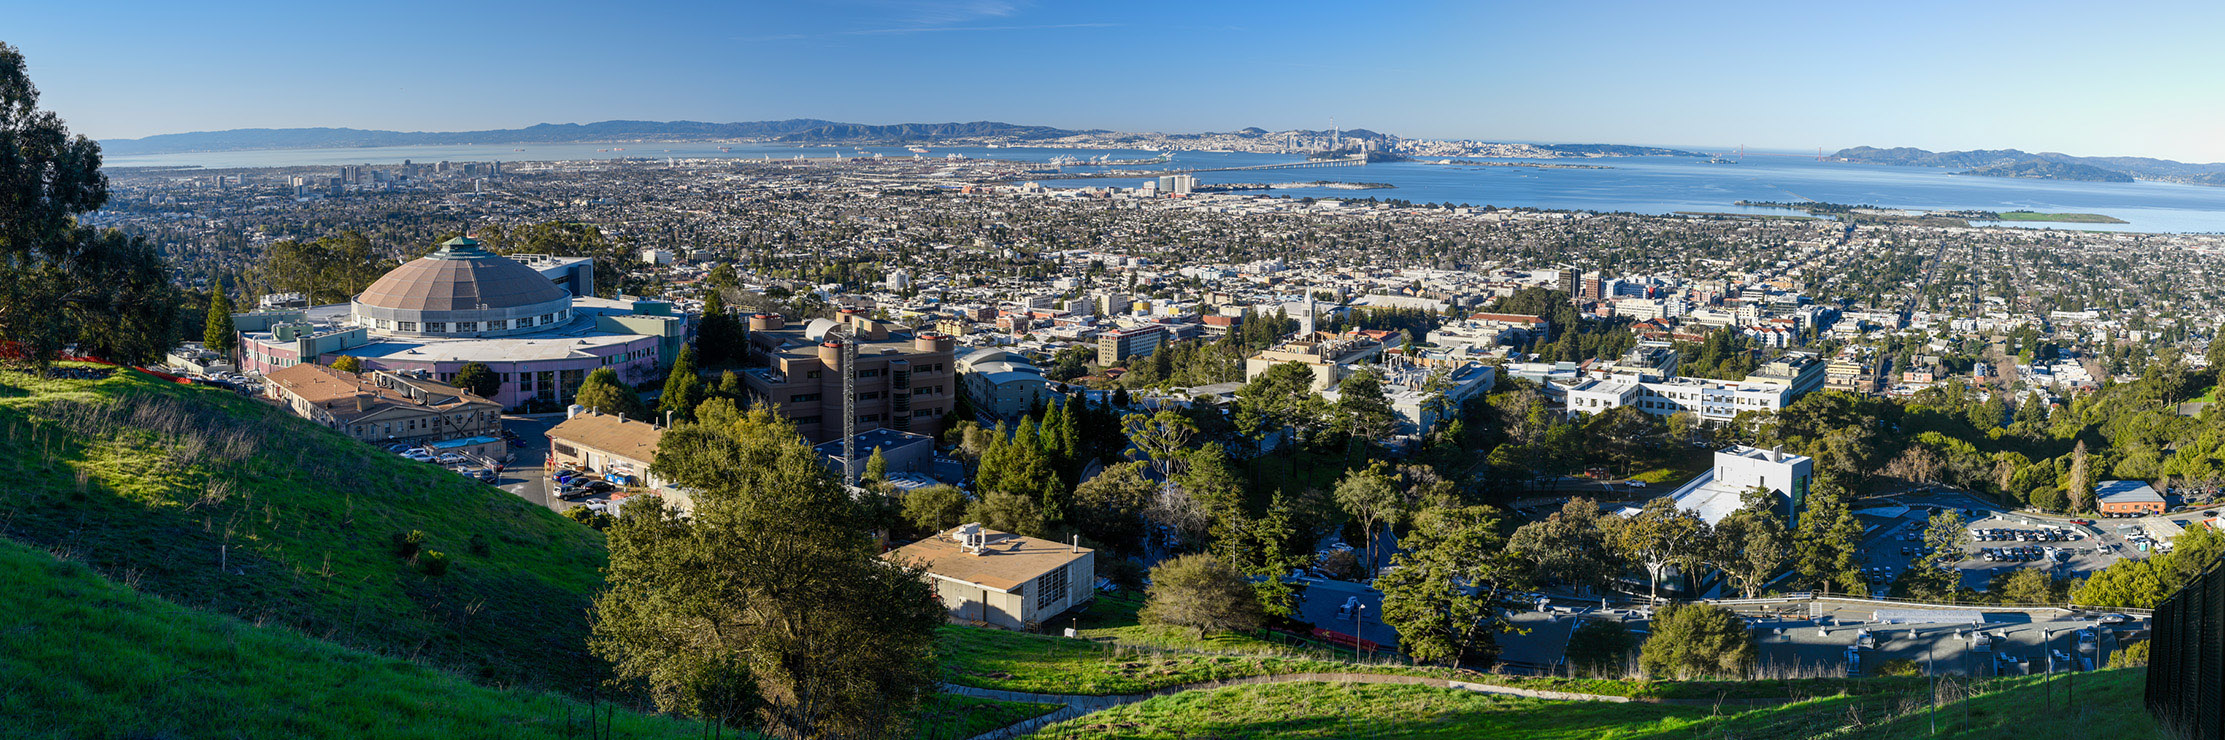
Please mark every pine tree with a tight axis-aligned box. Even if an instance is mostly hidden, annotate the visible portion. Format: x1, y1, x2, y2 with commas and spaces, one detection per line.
658, 344, 707, 422
202, 288, 237, 356
1057, 397, 1083, 466
1040, 401, 1069, 462
2068, 440, 2095, 512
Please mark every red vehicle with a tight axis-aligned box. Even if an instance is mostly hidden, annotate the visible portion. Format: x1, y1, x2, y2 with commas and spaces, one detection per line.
1310, 627, 1384, 652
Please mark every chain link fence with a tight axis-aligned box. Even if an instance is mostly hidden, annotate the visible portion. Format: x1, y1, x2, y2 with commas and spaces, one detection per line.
2148, 555, 2225, 738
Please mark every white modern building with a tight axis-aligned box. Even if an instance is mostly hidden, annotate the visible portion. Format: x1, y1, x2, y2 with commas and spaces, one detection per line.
1626, 445, 1813, 526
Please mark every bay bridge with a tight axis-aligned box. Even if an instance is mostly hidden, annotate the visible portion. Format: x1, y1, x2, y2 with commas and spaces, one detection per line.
1025, 155, 1368, 180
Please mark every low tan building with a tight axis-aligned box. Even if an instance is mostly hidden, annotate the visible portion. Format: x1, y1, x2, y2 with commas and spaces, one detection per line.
545, 408, 690, 512
889, 525, 1095, 630
265, 364, 503, 450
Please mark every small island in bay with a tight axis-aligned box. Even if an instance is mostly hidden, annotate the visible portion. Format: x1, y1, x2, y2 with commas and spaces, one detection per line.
1954, 159, 2135, 182
1991, 210, 2129, 224
1732, 200, 2127, 227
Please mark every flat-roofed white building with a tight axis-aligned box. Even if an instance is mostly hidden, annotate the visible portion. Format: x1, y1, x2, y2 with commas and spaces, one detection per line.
1624, 445, 1813, 526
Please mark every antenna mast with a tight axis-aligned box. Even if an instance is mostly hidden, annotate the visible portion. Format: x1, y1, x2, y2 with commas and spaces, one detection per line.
841, 327, 858, 491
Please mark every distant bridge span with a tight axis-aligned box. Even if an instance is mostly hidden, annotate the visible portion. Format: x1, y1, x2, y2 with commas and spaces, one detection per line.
1021, 156, 1367, 181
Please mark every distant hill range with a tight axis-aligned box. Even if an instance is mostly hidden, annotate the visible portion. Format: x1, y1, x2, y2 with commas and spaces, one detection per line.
104, 119, 1699, 158
101, 119, 1109, 155
1956, 159, 2133, 183
1835, 145, 2225, 186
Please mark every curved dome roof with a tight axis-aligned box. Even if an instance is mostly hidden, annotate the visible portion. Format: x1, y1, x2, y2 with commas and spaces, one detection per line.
356, 237, 569, 313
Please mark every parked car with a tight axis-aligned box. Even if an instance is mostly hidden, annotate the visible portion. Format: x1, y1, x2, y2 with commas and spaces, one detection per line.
402, 451, 434, 463
2097, 613, 2134, 625
583, 480, 616, 494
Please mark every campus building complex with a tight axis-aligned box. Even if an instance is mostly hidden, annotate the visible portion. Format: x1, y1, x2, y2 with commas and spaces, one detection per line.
232, 237, 686, 411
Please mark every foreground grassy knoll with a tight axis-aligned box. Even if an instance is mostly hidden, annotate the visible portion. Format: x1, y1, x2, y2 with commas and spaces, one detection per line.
0, 365, 616, 691
1, 535, 1056, 740
1025, 669, 2165, 739
0, 536, 700, 740
944, 620, 1925, 702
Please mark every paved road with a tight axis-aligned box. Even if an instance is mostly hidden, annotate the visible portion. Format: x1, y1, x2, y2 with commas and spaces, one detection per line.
1290, 578, 1401, 654
497, 414, 562, 510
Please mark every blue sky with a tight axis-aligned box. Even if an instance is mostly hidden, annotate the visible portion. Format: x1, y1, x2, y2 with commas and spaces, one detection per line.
12, 0, 2225, 161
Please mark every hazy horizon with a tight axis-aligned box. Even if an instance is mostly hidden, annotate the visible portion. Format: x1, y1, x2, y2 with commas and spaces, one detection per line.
16, 0, 2225, 162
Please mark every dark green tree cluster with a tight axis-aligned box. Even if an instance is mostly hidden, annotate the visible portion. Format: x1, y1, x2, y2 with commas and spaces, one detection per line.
451, 361, 499, 398
598, 402, 944, 737
470, 221, 646, 298
1676, 327, 1758, 380
1489, 288, 1639, 364
243, 231, 389, 306
694, 289, 749, 367
1638, 603, 1755, 679
574, 367, 650, 420
0, 43, 179, 367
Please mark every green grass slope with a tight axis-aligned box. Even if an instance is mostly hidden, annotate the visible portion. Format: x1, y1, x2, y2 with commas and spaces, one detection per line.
1024, 670, 2167, 739
0, 366, 612, 691
0, 536, 700, 740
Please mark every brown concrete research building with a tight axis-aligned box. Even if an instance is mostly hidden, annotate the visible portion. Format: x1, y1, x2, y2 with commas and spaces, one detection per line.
740, 312, 955, 443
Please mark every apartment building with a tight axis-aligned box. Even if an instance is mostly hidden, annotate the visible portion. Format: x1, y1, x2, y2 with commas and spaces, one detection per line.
1097, 324, 1167, 365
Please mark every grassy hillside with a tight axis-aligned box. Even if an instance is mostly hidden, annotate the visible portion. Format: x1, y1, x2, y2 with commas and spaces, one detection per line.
0, 535, 701, 739
1024, 670, 2166, 739
0, 365, 613, 691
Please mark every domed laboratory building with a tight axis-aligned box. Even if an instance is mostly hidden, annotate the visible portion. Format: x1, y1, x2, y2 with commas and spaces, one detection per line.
232, 237, 687, 412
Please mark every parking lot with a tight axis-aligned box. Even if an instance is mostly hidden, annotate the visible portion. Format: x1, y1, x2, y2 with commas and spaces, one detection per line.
1729, 602, 2134, 677
1848, 492, 2168, 595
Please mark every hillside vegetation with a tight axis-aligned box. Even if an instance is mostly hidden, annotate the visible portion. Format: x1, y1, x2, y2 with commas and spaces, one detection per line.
1026, 669, 2165, 739
0, 536, 699, 740
0, 365, 614, 691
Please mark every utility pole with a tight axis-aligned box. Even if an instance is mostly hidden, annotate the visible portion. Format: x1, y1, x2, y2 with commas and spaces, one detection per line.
2043, 627, 2054, 711
1354, 602, 1367, 662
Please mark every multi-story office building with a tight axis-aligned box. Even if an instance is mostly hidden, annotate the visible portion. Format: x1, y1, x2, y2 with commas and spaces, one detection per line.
740, 312, 956, 443
1564, 353, 1825, 424
1097, 324, 1167, 365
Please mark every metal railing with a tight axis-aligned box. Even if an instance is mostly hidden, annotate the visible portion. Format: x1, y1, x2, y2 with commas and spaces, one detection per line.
2148, 554, 2225, 737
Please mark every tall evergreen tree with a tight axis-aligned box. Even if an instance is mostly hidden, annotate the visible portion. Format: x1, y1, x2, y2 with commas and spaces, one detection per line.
202, 287, 237, 356
659, 344, 708, 422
